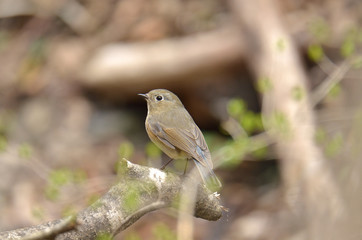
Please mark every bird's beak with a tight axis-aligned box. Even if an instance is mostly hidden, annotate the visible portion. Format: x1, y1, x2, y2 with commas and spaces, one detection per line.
138, 93, 149, 100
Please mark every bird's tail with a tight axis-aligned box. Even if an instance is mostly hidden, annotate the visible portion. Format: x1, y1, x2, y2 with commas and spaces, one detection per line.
193, 159, 222, 190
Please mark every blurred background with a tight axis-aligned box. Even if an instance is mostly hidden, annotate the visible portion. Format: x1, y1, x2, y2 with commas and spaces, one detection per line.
0, 0, 361, 239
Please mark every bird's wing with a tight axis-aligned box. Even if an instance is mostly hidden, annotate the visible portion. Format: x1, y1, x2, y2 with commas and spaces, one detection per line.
146, 121, 176, 150
149, 120, 212, 168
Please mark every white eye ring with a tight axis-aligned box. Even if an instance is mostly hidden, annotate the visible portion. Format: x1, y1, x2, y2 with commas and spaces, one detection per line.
155, 95, 163, 101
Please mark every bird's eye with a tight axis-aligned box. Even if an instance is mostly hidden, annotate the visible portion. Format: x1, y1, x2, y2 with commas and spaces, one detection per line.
155, 95, 163, 101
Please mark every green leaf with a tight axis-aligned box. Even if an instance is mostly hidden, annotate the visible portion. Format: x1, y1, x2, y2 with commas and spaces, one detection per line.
252, 146, 268, 159
240, 112, 264, 133
45, 168, 86, 201
227, 98, 247, 117
49, 169, 73, 186
256, 77, 273, 93
254, 114, 264, 131
118, 141, 134, 159
341, 38, 355, 58
44, 185, 60, 201
308, 44, 324, 62
240, 111, 257, 134
267, 112, 290, 137
146, 142, 162, 158
18, 143, 33, 159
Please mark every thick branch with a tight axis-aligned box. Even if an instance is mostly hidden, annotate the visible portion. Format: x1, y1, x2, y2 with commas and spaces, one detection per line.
79, 26, 245, 90
0, 159, 222, 240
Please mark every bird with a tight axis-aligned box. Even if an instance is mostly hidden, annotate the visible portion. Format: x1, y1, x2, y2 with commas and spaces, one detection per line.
139, 89, 221, 189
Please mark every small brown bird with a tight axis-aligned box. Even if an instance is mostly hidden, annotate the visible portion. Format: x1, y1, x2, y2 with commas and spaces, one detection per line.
139, 89, 221, 189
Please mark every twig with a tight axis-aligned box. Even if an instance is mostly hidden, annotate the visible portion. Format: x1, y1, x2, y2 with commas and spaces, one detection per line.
20, 215, 76, 240
311, 60, 351, 106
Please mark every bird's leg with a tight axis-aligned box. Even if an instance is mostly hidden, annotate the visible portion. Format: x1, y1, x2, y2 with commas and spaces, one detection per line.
160, 158, 174, 170
183, 159, 189, 175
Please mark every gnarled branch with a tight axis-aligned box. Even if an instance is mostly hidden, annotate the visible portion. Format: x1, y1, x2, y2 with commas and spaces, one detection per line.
0, 159, 223, 240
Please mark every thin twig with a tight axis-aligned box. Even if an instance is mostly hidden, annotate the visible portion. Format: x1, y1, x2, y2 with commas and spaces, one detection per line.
19, 215, 76, 240
311, 60, 351, 106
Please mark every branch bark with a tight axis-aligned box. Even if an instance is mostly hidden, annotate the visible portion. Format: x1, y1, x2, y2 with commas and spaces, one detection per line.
0, 159, 222, 240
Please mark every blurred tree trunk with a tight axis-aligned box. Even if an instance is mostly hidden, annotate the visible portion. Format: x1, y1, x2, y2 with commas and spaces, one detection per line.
230, 0, 343, 238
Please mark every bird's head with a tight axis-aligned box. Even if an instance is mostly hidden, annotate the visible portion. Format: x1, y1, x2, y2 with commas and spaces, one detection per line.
138, 89, 184, 113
